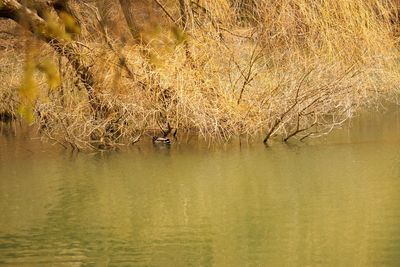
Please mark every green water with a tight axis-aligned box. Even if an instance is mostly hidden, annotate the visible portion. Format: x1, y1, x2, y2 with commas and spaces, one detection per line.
1, 111, 400, 266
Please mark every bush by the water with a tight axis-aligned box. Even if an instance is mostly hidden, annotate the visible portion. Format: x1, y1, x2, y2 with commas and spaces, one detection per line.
1, 0, 400, 150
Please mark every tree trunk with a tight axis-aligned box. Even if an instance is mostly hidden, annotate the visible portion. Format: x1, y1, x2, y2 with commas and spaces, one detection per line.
118, 0, 141, 42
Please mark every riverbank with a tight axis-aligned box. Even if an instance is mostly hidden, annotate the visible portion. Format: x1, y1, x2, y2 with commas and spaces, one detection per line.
2, 106, 399, 153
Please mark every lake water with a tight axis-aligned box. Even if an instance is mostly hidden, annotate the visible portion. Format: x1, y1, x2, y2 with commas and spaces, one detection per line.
1, 110, 400, 266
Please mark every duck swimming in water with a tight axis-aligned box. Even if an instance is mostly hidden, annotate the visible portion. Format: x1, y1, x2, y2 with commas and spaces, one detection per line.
152, 136, 171, 144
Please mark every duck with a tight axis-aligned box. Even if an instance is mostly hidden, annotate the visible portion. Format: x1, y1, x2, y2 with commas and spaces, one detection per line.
152, 136, 171, 144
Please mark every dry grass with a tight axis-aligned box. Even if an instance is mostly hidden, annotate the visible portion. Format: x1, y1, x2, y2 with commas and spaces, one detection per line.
1, 0, 400, 150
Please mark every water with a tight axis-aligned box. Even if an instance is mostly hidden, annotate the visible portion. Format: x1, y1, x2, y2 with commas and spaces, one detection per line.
1, 110, 400, 266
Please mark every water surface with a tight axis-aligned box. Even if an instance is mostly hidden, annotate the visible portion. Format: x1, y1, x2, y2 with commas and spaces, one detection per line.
1, 110, 400, 266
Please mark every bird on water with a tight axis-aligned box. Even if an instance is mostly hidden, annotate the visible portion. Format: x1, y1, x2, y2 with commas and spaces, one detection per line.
152, 136, 171, 144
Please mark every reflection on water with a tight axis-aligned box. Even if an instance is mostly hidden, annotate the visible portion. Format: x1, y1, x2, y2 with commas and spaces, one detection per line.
1, 110, 400, 266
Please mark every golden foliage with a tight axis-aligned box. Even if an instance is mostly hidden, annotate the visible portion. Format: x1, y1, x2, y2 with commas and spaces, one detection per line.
17, 49, 60, 123
59, 11, 81, 36
18, 55, 38, 123
37, 59, 61, 90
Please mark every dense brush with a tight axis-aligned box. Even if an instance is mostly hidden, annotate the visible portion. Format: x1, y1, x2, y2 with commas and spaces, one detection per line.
1, 0, 400, 150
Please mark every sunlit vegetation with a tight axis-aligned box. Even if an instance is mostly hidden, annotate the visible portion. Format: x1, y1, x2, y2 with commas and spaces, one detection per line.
1, 0, 400, 150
